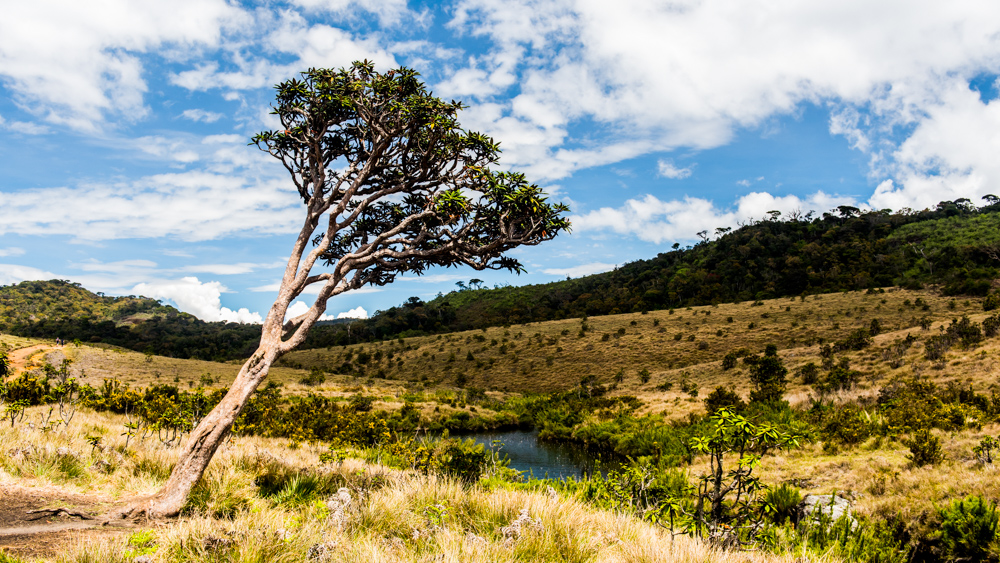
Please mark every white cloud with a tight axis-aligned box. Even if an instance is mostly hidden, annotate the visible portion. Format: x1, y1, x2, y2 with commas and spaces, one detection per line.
572, 191, 857, 244
285, 300, 367, 321
444, 0, 1000, 191
0, 247, 25, 257
337, 306, 368, 319
0, 114, 50, 135
181, 261, 284, 275
657, 160, 693, 180
0, 0, 244, 131
542, 262, 616, 278
180, 109, 224, 123
289, 0, 414, 26
0, 171, 301, 241
0, 264, 58, 286
132, 277, 262, 324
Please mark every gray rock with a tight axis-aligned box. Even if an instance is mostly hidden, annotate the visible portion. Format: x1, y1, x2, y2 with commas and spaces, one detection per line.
799, 494, 855, 528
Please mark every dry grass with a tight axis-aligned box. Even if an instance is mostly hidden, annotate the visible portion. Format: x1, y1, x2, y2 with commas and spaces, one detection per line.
6, 286, 993, 423
0, 407, 827, 563
278, 287, 990, 418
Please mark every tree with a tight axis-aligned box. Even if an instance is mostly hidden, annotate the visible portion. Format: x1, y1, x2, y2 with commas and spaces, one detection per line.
127, 61, 569, 517
744, 344, 787, 404
0, 350, 9, 379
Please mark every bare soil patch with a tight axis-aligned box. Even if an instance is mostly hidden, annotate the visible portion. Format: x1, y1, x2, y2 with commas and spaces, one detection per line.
0, 484, 128, 558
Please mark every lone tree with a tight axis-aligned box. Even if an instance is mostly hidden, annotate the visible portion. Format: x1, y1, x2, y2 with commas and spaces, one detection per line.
129, 61, 570, 517
744, 344, 788, 404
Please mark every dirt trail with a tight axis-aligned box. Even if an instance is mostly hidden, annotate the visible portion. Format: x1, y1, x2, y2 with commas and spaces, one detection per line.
0, 484, 129, 558
7, 343, 57, 374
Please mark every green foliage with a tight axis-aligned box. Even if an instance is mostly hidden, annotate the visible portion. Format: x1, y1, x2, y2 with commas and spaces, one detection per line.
936, 496, 1000, 562
798, 362, 819, 385
818, 404, 873, 446
764, 483, 802, 524
973, 436, 998, 464
904, 429, 944, 466
703, 386, 745, 414
0, 349, 9, 379
685, 408, 798, 548
744, 344, 788, 404
2, 371, 51, 405
299, 367, 326, 386
985, 292, 1000, 312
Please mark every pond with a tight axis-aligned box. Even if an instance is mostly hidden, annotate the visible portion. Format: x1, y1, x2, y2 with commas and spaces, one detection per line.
463, 430, 620, 480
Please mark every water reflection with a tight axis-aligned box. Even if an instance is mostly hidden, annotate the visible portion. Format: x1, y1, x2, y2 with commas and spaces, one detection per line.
465, 430, 620, 480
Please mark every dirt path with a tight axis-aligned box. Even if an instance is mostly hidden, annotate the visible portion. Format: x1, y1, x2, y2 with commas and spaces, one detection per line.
7, 343, 57, 374
0, 484, 130, 558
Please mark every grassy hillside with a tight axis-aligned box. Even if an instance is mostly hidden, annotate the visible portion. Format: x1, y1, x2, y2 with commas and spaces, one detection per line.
5, 284, 1000, 560
298, 201, 1000, 346
0, 280, 164, 325
282, 287, 987, 400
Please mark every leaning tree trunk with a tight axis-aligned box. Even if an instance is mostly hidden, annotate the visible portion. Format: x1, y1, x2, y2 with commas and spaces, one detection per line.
127, 341, 280, 517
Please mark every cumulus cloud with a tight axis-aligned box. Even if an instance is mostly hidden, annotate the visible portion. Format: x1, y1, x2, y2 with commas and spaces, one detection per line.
337, 306, 368, 319
180, 109, 224, 123
0, 0, 244, 131
0, 263, 58, 286
0, 247, 25, 257
542, 262, 616, 278
444, 0, 1000, 202
572, 191, 857, 244
657, 160, 693, 180
0, 171, 301, 241
132, 277, 262, 324
284, 301, 367, 321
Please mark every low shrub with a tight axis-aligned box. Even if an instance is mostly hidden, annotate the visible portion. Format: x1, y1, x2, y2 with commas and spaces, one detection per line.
936, 495, 1000, 562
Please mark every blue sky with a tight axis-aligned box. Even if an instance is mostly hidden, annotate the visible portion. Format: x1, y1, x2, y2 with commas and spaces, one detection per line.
1, 0, 1000, 323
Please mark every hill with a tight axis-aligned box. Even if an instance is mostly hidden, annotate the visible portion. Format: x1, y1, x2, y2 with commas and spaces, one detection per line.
0, 280, 266, 361
5, 199, 1000, 359
333, 200, 1000, 344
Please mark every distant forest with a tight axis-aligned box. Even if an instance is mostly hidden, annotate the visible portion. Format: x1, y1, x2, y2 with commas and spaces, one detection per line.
4, 198, 1000, 359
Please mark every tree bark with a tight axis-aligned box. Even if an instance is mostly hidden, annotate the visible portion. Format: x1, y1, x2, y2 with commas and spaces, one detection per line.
123, 344, 278, 518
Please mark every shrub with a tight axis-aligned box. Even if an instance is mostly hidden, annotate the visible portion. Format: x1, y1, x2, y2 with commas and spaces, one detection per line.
833, 328, 872, 352
299, 367, 326, 386
973, 436, 998, 464
798, 362, 819, 385
744, 344, 787, 404
984, 314, 1000, 338
905, 429, 943, 466
721, 352, 738, 370
820, 404, 872, 446
937, 496, 1000, 562
985, 292, 1000, 312
703, 386, 744, 414
764, 483, 803, 524
639, 369, 651, 384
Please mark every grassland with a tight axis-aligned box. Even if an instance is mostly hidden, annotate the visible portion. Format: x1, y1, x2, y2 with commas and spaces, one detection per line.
0, 407, 819, 563
279, 287, 990, 417
4, 286, 1000, 560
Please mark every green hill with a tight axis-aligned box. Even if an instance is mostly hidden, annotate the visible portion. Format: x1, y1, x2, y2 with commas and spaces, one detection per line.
5, 199, 1000, 358
306, 199, 1000, 346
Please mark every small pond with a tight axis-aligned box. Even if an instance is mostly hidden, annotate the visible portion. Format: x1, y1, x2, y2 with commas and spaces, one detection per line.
463, 430, 620, 480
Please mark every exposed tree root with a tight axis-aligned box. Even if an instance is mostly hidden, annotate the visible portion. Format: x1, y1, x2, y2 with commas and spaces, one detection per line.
26, 508, 94, 521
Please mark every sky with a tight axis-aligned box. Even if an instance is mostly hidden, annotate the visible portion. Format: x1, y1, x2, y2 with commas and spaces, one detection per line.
1, 0, 1000, 323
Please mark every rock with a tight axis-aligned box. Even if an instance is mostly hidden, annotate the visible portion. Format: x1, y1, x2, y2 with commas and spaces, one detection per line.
202, 536, 234, 551
799, 494, 855, 528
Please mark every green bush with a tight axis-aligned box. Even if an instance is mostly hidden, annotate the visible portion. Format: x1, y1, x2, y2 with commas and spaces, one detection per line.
905, 429, 944, 466
937, 495, 999, 562
985, 292, 1000, 312
798, 362, 819, 385
764, 483, 802, 524
703, 386, 744, 414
